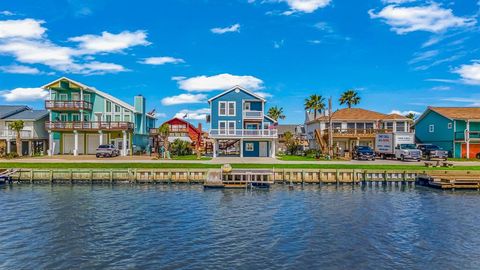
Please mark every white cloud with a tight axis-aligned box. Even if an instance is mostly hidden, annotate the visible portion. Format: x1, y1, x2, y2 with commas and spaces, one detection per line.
273, 39, 284, 49
308, 39, 322, 44
454, 61, 480, 85
0, 11, 15, 16
71, 61, 127, 75
254, 91, 272, 98
369, 3, 476, 34
389, 110, 421, 116
280, 0, 331, 14
0, 39, 75, 66
0, 64, 41, 74
431, 86, 451, 91
140, 56, 185, 65
408, 50, 439, 64
211, 23, 240, 34
155, 112, 167, 118
68, 30, 150, 53
175, 108, 210, 120
1, 87, 48, 102
0, 18, 46, 39
441, 97, 480, 106
176, 73, 264, 92
382, 0, 416, 3
161, 93, 207, 106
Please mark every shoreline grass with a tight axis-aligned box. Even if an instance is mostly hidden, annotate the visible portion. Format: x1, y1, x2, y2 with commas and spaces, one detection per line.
1, 162, 479, 170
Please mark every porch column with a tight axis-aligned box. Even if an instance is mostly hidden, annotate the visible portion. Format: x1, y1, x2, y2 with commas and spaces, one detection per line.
122, 130, 127, 156
28, 140, 33, 156
6, 139, 10, 154
240, 139, 244, 158
99, 130, 103, 145
271, 140, 276, 158
73, 130, 79, 156
392, 121, 397, 133
48, 131, 53, 156
466, 120, 470, 159
80, 88, 84, 121
213, 140, 217, 158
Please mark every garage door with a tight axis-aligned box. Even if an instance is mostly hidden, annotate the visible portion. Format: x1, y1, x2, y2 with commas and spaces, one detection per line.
461, 143, 480, 158
87, 134, 107, 154
63, 134, 85, 154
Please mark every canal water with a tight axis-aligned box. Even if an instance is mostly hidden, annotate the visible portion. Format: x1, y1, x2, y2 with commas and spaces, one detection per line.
1, 184, 480, 269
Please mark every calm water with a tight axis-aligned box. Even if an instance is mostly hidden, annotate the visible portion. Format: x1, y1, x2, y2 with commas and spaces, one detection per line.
1, 184, 480, 270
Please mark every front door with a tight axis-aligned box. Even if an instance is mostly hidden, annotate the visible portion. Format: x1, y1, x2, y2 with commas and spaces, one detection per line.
259, 141, 268, 157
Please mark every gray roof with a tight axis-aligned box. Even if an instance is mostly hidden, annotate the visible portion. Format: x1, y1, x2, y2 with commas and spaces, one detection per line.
0, 105, 29, 119
3, 110, 49, 121
277, 125, 298, 135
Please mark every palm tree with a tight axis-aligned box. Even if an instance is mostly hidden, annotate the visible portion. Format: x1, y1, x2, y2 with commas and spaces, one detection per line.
158, 123, 170, 158
9, 120, 24, 157
405, 112, 416, 120
339, 89, 361, 108
304, 94, 326, 120
267, 106, 286, 121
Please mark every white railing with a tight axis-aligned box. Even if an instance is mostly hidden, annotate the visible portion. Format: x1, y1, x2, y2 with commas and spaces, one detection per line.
0, 129, 32, 139
210, 129, 278, 138
243, 110, 263, 118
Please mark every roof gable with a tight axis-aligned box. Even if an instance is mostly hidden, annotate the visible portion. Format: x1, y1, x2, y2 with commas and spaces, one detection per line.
208, 85, 266, 102
164, 117, 201, 134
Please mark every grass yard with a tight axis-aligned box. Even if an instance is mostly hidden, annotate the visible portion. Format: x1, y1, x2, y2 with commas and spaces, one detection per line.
1, 162, 480, 171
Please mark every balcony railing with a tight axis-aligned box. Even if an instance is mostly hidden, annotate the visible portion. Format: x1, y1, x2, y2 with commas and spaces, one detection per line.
0, 129, 32, 139
210, 129, 278, 138
45, 100, 93, 111
322, 128, 393, 136
243, 110, 263, 119
150, 128, 189, 135
46, 121, 133, 131
455, 131, 480, 141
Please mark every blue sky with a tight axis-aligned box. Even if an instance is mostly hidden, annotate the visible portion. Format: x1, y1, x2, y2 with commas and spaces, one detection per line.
0, 0, 479, 126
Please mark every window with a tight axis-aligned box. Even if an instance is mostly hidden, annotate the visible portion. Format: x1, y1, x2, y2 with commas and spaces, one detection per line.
59, 113, 68, 121
429, 124, 434, 133
244, 102, 251, 111
219, 102, 227, 116
106, 101, 112, 112
71, 113, 80, 122
246, 143, 254, 151
228, 121, 236, 135
365, 123, 374, 130
219, 121, 226, 135
84, 114, 90, 121
83, 93, 91, 102
448, 123, 453, 129
114, 115, 121, 121
347, 123, 355, 129
115, 105, 121, 113
356, 122, 365, 130
59, 93, 68, 101
106, 115, 112, 122
71, 93, 80, 101
384, 122, 393, 130
124, 114, 131, 122
228, 102, 235, 116
396, 121, 405, 132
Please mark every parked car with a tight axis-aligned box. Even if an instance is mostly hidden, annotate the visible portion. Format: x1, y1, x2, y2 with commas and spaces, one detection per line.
96, 144, 120, 158
352, 146, 376, 161
417, 144, 448, 160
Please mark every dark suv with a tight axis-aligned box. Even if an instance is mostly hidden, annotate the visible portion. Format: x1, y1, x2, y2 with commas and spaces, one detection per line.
352, 146, 376, 161
417, 144, 448, 160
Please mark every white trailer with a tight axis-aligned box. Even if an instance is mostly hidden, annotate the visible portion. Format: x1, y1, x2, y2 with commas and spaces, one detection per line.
375, 133, 421, 161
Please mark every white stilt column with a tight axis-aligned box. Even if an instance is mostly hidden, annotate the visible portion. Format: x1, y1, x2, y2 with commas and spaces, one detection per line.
213, 140, 217, 158
466, 120, 470, 159
271, 140, 276, 158
240, 139, 243, 158
122, 130, 127, 156
99, 130, 103, 145
48, 131, 53, 156
73, 131, 79, 156
6, 139, 10, 154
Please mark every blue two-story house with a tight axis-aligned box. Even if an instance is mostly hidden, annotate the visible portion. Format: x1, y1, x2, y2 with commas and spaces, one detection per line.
208, 86, 278, 158
414, 107, 480, 159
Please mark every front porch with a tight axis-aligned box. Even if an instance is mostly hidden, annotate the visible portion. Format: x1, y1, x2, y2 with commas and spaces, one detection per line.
212, 138, 276, 158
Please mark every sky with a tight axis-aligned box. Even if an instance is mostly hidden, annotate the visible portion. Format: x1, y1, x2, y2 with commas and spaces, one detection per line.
0, 0, 479, 127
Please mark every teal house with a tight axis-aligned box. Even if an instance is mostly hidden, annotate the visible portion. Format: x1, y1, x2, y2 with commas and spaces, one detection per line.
208, 86, 277, 158
414, 107, 480, 159
43, 77, 156, 156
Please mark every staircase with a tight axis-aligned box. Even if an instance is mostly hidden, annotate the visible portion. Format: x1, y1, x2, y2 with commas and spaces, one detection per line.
218, 139, 240, 150
314, 129, 327, 152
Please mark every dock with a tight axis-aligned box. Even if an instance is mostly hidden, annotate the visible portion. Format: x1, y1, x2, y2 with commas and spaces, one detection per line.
204, 169, 274, 189
416, 171, 480, 190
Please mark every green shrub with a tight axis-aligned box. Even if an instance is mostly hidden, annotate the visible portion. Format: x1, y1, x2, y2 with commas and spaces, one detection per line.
170, 139, 192, 156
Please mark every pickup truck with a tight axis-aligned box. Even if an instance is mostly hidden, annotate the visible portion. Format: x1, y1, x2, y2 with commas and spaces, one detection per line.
96, 144, 120, 158
417, 144, 448, 160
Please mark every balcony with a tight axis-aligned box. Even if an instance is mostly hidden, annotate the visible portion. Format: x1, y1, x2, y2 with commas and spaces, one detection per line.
322, 128, 393, 138
243, 110, 263, 119
0, 129, 32, 139
150, 128, 189, 135
45, 100, 93, 111
455, 131, 480, 141
46, 121, 133, 131
210, 129, 278, 138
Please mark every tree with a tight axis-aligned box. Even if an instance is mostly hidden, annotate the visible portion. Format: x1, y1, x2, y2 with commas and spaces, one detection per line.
405, 112, 416, 120
170, 139, 192, 156
304, 94, 326, 120
267, 106, 286, 121
339, 89, 361, 108
283, 131, 300, 155
9, 120, 24, 157
158, 123, 170, 157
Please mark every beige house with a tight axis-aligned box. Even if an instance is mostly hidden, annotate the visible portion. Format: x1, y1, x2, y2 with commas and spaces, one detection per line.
305, 108, 413, 156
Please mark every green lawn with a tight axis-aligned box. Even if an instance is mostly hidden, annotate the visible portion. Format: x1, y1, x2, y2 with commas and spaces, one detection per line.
448, 158, 480, 162
170, 155, 212, 160
1, 162, 480, 171
277, 155, 320, 161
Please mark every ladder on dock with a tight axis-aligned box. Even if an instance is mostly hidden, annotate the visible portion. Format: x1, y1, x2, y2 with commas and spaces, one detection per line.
204, 170, 224, 188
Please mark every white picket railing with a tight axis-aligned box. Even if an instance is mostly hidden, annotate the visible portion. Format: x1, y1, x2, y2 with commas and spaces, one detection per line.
0, 129, 32, 139
243, 110, 263, 119
210, 129, 278, 138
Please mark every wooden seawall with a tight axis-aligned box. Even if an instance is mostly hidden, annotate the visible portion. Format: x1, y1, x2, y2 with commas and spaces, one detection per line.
9, 168, 424, 185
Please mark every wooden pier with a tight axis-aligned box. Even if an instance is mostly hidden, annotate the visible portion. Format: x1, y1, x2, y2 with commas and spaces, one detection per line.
5, 168, 480, 190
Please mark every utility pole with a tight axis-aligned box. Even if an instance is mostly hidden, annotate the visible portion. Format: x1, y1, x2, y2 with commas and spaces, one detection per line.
328, 97, 333, 157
